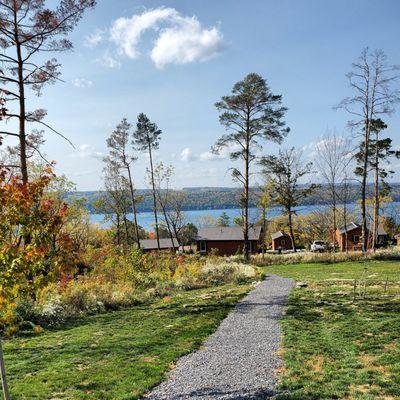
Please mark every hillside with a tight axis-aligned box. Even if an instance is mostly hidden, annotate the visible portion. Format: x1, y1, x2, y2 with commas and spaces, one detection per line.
64, 183, 400, 213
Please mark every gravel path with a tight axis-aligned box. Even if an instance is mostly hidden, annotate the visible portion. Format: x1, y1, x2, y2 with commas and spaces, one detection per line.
145, 275, 294, 400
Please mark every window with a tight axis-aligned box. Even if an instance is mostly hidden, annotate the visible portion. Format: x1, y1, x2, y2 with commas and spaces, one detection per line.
281, 239, 286, 246
353, 235, 360, 243
199, 241, 206, 252
249, 241, 252, 253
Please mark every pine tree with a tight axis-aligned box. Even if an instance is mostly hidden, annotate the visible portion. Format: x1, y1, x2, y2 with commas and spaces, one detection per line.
134, 113, 162, 250
213, 73, 289, 261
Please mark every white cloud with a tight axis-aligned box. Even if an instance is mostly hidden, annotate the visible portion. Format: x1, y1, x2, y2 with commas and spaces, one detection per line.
96, 51, 121, 69
109, 7, 223, 67
151, 16, 223, 68
199, 150, 222, 161
72, 78, 93, 89
110, 7, 177, 59
200, 143, 241, 161
85, 29, 104, 47
180, 147, 196, 162
70, 144, 104, 160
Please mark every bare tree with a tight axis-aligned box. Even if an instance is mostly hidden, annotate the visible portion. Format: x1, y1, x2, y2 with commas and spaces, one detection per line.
213, 73, 289, 261
0, 0, 96, 184
314, 133, 353, 250
152, 163, 188, 248
105, 119, 141, 248
260, 148, 317, 252
336, 48, 400, 252
96, 162, 132, 247
151, 162, 177, 250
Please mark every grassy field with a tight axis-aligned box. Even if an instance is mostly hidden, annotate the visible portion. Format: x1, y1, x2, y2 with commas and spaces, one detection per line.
3, 283, 252, 400
263, 260, 400, 400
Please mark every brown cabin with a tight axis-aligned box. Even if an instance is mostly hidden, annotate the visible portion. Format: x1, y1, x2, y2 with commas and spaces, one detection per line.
196, 226, 263, 256
335, 222, 388, 251
271, 231, 292, 251
395, 234, 400, 246
139, 238, 179, 252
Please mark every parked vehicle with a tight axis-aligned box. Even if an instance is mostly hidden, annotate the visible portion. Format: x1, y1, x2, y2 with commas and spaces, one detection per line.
310, 240, 327, 252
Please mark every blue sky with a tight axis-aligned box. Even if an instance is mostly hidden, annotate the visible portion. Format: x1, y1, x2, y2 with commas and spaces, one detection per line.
20, 0, 400, 190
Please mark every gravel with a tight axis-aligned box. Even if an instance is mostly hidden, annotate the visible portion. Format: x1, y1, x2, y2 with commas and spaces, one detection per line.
145, 274, 295, 400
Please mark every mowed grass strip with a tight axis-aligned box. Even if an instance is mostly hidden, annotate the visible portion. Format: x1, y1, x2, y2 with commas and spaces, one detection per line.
264, 260, 400, 400
3, 284, 252, 400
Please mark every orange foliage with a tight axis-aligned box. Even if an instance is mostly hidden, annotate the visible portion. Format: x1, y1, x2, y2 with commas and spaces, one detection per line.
0, 167, 73, 331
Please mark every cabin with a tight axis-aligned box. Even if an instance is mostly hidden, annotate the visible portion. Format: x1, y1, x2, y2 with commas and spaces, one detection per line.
139, 238, 179, 252
335, 222, 388, 251
395, 234, 400, 246
196, 226, 263, 256
271, 231, 292, 251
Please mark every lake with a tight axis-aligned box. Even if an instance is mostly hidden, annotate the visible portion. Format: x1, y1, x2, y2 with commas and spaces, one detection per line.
90, 202, 400, 230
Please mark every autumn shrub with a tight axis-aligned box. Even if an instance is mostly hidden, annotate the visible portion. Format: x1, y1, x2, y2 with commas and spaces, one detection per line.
0, 167, 76, 333
6, 237, 264, 332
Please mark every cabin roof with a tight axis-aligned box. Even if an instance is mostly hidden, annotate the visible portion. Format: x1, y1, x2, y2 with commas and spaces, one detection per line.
337, 222, 387, 236
271, 231, 289, 240
197, 226, 262, 241
139, 238, 179, 250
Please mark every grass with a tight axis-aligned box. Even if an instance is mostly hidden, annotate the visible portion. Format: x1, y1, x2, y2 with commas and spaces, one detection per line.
263, 260, 400, 400
3, 283, 252, 400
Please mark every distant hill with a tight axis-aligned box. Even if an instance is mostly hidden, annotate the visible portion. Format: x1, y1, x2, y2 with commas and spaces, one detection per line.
63, 183, 400, 214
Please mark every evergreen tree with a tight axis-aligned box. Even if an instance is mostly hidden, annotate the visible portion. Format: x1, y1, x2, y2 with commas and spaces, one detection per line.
134, 113, 162, 250
213, 73, 289, 261
354, 119, 400, 249
217, 212, 230, 227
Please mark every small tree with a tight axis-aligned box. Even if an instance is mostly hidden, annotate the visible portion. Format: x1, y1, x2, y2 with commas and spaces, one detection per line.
314, 133, 353, 251
336, 48, 400, 252
213, 73, 289, 261
151, 162, 177, 249
260, 148, 317, 251
179, 223, 198, 246
97, 162, 132, 247
217, 211, 230, 227
134, 113, 162, 250
0, 0, 96, 184
105, 119, 140, 248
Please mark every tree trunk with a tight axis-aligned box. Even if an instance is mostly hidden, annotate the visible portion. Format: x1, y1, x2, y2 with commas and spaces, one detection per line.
243, 115, 250, 262
262, 205, 266, 261
126, 165, 141, 249
159, 201, 177, 252
361, 119, 370, 254
343, 200, 348, 254
332, 185, 337, 253
13, 11, 28, 185
372, 141, 380, 252
123, 215, 129, 246
288, 210, 296, 252
0, 340, 10, 400
116, 213, 121, 246
148, 145, 160, 250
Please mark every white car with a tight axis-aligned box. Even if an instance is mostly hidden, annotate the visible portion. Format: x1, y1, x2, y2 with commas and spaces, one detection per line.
310, 240, 326, 252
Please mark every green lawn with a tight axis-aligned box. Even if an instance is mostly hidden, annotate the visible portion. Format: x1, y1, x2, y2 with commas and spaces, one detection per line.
263, 260, 400, 400
3, 284, 252, 400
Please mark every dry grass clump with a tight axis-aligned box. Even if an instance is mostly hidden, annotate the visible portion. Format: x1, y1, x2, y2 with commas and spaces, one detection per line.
252, 247, 400, 266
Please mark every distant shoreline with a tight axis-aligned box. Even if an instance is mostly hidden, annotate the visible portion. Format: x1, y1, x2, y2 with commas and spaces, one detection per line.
64, 184, 400, 214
